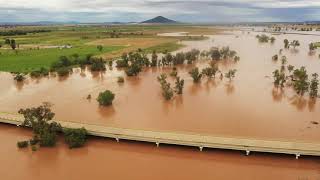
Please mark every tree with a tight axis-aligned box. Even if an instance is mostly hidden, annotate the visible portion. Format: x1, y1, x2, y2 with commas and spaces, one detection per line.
210, 49, 221, 60
273, 69, 286, 88
18, 103, 62, 147
125, 63, 142, 76
157, 74, 174, 100
202, 66, 219, 79
309, 73, 319, 98
290, 40, 300, 48
10, 39, 16, 50
189, 67, 202, 83
175, 76, 184, 94
14, 73, 26, 82
270, 37, 276, 43
63, 128, 87, 148
97, 45, 103, 52
225, 69, 237, 81
97, 90, 115, 106
272, 54, 278, 61
309, 43, 318, 52
151, 50, 158, 67
293, 67, 309, 96
284, 39, 289, 48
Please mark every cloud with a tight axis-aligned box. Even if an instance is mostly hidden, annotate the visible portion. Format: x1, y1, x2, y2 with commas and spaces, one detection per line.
0, 0, 319, 22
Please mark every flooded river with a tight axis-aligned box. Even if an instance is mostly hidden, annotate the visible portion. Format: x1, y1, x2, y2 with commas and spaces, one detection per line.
1, 30, 320, 141
0, 125, 319, 180
1, 30, 320, 179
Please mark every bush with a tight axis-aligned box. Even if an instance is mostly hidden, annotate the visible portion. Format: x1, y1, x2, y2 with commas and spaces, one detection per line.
13, 73, 26, 82
97, 90, 115, 106
39, 131, 57, 147
29, 138, 39, 146
189, 67, 202, 83
90, 58, 106, 71
56, 67, 71, 76
117, 77, 124, 83
125, 63, 142, 76
17, 141, 29, 148
63, 128, 87, 148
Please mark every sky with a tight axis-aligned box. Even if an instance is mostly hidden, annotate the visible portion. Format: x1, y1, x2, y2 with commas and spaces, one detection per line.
1, 0, 320, 23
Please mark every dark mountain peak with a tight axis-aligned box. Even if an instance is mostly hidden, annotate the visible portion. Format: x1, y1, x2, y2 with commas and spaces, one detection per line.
141, 16, 177, 24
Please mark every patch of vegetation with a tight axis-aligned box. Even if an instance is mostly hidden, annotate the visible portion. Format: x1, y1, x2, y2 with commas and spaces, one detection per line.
97, 90, 115, 106
63, 128, 87, 149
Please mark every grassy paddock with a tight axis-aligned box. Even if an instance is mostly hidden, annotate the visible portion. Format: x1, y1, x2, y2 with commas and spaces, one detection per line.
0, 46, 124, 72
0, 25, 220, 72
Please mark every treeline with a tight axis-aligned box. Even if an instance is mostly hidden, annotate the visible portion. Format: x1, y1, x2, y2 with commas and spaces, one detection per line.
0, 29, 51, 36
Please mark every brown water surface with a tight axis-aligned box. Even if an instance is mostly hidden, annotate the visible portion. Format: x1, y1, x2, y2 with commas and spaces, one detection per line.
0, 125, 319, 180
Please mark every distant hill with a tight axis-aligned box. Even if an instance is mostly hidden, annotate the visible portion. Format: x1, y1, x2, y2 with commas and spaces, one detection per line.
141, 16, 177, 24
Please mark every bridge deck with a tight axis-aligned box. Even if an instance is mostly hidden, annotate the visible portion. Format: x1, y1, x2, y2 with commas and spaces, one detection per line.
1, 112, 320, 158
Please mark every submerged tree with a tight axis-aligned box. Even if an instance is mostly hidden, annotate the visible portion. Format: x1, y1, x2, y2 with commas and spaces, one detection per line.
18, 103, 62, 147
97, 90, 115, 106
284, 39, 289, 48
157, 74, 174, 100
175, 76, 185, 95
151, 50, 158, 67
309, 73, 319, 98
225, 69, 237, 81
290, 40, 300, 49
189, 67, 202, 83
273, 69, 286, 88
201, 65, 219, 79
292, 67, 309, 96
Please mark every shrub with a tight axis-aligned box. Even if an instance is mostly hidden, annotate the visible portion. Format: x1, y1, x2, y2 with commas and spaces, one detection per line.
39, 131, 57, 147
189, 67, 202, 83
14, 73, 26, 82
125, 63, 142, 76
17, 141, 29, 148
29, 138, 39, 146
63, 128, 87, 148
56, 67, 71, 76
90, 58, 106, 71
117, 77, 124, 83
97, 90, 115, 106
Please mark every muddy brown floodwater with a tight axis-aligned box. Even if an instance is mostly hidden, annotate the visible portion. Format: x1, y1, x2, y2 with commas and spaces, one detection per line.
0, 125, 320, 180
1, 30, 320, 179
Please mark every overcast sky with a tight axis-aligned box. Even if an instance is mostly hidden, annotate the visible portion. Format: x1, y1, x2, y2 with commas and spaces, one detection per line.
1, 0, 320, 23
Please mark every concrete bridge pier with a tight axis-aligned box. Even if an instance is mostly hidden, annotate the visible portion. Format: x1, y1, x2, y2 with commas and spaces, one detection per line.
246, 150, 250, 156
156, 142, 160, 147
115, 138, 120, 142
296, 154, 300, 159
199, 146, 203, 152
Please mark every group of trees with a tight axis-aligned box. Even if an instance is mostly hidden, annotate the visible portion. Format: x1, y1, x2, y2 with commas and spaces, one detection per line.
256, 34, 276, 43
4, 38, 16, 50
284, 39, 300, 49
157, 73, 184, 100
188, 63, 237, 83
17, 103, 88, 150
0, 29, 51, 36
206, 47, 240, 62
272, 58, 319, 98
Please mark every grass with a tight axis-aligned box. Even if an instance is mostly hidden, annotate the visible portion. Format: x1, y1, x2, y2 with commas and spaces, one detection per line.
0, 24, 220, 72
0, 45, 124, 73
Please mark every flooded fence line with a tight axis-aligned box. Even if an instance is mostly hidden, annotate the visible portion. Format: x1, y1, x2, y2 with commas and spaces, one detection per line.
1, 113, 320, 159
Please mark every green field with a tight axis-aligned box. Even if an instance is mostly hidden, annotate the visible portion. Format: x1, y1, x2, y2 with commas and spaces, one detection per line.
0, 25, 219, 72
0, 46, 124, 73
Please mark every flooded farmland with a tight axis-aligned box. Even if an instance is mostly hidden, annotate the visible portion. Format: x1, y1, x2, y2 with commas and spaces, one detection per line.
1, 31, 320, 141
1, 30, 320, 179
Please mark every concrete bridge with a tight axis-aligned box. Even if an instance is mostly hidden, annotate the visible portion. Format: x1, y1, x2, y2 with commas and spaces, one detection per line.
1, 112, 320, 159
